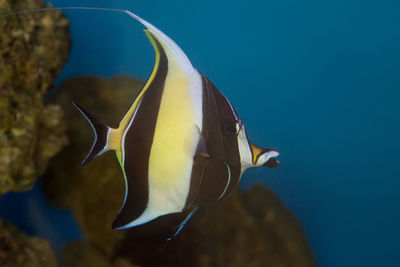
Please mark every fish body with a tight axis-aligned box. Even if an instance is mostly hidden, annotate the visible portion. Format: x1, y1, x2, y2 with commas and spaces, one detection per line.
2, 7, 280, 232
73, 11, 280, 231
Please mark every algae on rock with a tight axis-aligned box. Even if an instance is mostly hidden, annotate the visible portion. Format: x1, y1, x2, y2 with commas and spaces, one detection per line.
0, 0, 70, 195
0, 218, 57, 267
62, 241, 139, 267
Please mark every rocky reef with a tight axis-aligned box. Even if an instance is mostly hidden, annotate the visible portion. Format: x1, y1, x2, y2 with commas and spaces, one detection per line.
0, 0, 70, 195
0, 218, 57, 267
43, 75, 315, 267
0, 0, 70, 265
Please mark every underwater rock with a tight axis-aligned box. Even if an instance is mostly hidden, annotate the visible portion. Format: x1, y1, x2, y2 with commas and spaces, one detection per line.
0, 218, 57, 267
190, 185, 315, 267
44, 75, 314, 266
115, 185, 315, 267
62, 241, 138, 267
0, 0, 70, 195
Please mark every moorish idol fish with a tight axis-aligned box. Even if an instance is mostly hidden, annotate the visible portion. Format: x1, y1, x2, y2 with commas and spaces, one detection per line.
1, 7, 280, 234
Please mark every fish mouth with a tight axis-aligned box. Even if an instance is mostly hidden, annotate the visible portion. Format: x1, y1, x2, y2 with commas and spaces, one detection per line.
262, 157, 280, 168
261, 150, 280, 168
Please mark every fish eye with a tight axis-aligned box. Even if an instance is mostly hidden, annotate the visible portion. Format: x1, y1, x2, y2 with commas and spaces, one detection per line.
223, 121, 240, 136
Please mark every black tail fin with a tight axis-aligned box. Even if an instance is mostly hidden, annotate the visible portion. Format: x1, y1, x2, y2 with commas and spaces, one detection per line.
72, 101, 110, 166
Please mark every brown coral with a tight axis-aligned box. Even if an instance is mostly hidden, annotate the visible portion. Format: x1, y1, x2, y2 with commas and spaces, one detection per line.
0, 218, 57, 267
0, 0, 70, 195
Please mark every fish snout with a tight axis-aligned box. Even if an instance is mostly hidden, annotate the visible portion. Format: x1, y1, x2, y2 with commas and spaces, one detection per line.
262, 155, 280, 168
249, 143, 280, 167
258, 149, 280, 168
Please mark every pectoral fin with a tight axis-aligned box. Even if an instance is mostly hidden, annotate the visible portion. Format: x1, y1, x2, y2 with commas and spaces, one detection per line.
186, 155, 232, 207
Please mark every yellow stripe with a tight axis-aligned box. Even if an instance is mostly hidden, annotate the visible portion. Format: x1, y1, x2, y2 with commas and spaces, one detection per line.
250, 143, 262, 165
115, 150, 129, 206
147, 43, 196, 213
110, 30, 162, 151
111, 31, 162, 208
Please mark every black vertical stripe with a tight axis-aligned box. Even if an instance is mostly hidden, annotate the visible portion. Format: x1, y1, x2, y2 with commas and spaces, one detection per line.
112, 35, 169, 229
207, 77, 242, 197
185, 74, 242, 207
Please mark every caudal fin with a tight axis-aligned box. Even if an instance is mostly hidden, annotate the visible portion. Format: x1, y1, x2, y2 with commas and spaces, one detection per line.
72, 101, 110, 166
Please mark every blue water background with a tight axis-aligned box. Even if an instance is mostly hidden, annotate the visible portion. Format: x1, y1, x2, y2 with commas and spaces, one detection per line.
0, 0, 399, 266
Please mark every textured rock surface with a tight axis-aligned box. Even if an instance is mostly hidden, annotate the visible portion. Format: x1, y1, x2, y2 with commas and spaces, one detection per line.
0, 218, 57, 267
115, 185, 315, 267
44, 75, 314, 267
62, 241, 138, 267
0, 0, 70, 195
190, 185, 315, 267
